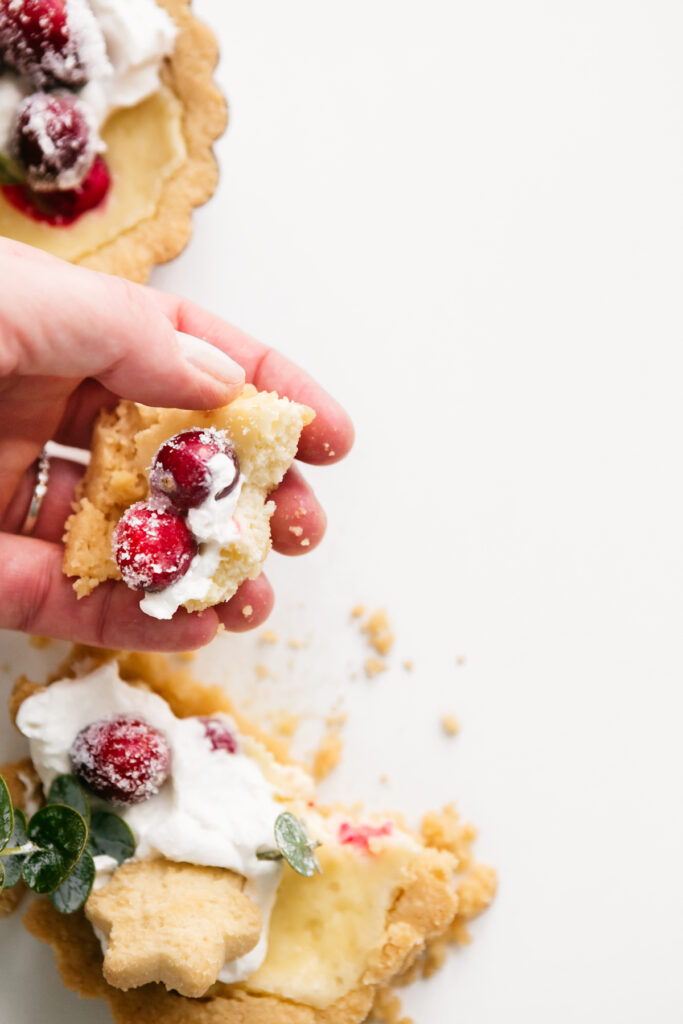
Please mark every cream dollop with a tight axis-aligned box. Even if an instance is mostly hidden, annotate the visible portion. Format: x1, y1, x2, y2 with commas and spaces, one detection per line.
15, 663, 291, 983
140, 452, 244, 621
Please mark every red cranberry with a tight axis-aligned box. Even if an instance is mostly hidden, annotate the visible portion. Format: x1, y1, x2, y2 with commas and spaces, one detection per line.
70, 715, 172, 805
0, 0, 86, 88
338, 821, 393, 851
200, 717, 238, 753
149, 429, 240, 511
1, 153, 110, 225
113, 501, 197, 592
14, 92, 93, 190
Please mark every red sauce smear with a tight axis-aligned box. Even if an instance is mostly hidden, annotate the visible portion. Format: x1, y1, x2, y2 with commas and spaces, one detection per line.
2, 156, 111, 227
338, 821, 393, 851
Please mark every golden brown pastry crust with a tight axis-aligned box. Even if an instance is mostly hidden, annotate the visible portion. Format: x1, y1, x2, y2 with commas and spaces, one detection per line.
10, 652, 496, 1023
74, 0, 226, 282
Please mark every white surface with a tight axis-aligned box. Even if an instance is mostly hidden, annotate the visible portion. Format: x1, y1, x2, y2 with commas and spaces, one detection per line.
2, 0, 683, 1021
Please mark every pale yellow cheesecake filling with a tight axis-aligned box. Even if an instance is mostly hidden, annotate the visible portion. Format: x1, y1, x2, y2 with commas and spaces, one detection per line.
247, 841, 418, 1010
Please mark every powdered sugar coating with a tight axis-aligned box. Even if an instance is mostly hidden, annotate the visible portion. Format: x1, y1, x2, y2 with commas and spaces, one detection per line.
201, 717, 238, 754
112, 501, 197, 592
13, 89, 95, 188
149, 428, 240, 512
0, 0, 108, 89
70, 713, 172, 805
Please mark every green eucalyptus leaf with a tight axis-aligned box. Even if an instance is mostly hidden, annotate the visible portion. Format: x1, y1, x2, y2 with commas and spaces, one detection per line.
48, 775, 90, 826
50, 849, 95, 914
88, 812, 135, 866
23, 805, 87, 894
0, 775, 14, 851
2, 809, 28, 889
0, 152, 24, 186
273, 811, 321, 878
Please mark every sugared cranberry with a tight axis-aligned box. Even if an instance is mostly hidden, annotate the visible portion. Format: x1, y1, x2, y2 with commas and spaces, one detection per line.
70, 715, 172, 805
338, 821, 393, 851
14, 92, 94, 190
200, 717, 238, 754
0, 0, 86, 88
1, 153, 110, 225
149, 428, 240, 511
113, 501, 197, 592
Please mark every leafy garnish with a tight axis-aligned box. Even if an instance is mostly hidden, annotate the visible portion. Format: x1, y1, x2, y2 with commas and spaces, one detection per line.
0, 152, 25, 186
0, 772, 136, 911
257, 811, 322, 878
22, 804, 88, 894
48, 774, 91, 826
0, 775, 13, 850
50, 848, 95, 913
2, 809, 28, 889
88, 811, 135, 866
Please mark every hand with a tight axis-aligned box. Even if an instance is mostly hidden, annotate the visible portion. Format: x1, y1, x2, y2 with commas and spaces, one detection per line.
0, 239, 353, 651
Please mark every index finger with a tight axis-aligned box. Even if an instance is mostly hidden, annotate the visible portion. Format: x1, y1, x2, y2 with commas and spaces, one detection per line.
146, 288, 355, 465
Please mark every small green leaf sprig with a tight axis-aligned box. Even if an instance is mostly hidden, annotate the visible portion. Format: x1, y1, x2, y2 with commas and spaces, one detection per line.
257, 811, 322, 877
0, 773, 135, 914
0, 152, 25, 186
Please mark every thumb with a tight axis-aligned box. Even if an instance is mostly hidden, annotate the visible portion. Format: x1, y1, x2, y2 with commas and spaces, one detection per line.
1, 241, 245, 409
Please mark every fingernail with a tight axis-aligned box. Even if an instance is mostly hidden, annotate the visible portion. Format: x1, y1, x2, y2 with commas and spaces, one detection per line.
176, 331, 245, 387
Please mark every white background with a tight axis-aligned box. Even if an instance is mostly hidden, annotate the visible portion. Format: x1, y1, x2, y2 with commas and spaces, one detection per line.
2, 0, 683, 1020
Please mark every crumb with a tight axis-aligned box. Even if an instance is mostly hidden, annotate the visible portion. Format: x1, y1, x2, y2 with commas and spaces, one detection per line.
28, 636, 51, 650
456, 655, 466, 666
287, 658, 295, 671
351, 604, 366, 619
288, 525, 303, 537
0, 663, 10, 673
365, 656, 387, 679
402, 659, 414, 671
269, 712, 300, 738
215, 623, 227, 635
325, 710, 347, 728
293, 505, 308, 518
361, 609, 395, 657
350, 671, 359, 681
328, 450, 336, 457
379, 773, 389, 784
259, 629, 279, 645
255, 664, 270, 681
241, 604, 253, 619
287, 638, 307, 650
311, 729, 344, 781
300, 538, 310, 547
442, 714, 460, 736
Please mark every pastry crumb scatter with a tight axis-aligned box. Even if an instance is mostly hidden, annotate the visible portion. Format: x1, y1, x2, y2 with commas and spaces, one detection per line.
325, 709, 347, 728
269, 711, 300, 738
361, 608, 395, 656
259, 629, 279, 645
241, 604, 253, 618
288, 525, 303, 536
255, 664, 270, 681
351, 603, 366, 618
300, 538, 310, 547
287, 637, 307, 650
442, 714, 460, 736
365, 656, 388, 679
402, 658, 414, 671
311, 728, 344, 780
456, 655, 466, 666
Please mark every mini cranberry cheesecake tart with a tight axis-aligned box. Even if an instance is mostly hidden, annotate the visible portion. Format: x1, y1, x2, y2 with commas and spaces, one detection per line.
63, 387, 315, 619
0, 0, 226, 281
1, 648, 496, 1023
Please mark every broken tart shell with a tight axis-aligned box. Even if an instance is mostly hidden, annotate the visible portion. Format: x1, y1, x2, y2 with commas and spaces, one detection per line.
6, 649, 496, 1024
